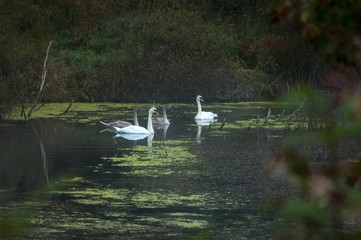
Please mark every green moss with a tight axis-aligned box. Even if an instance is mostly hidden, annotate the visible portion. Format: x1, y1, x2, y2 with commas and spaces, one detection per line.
6, 102, 158, 123
138, 213, 209, 229
6, 102, 298, 127
132, 191, 206, 208
103, 139, 198, 176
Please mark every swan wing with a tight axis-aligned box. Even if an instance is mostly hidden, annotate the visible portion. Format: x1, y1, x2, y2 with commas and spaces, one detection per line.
111, 120, 132, 127
152, 117, 170, 126
152, 117, 164, 124
194, 111, 218, 120
100, 120, 132, 128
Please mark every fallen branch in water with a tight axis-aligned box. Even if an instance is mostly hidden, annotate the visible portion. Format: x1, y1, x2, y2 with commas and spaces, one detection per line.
278, 109, 286, 120
263, 108, 271, 125
35, 103, 45, 112
62, 100, 74, 115
287, 97, 307, 121
219, 117, 227, 130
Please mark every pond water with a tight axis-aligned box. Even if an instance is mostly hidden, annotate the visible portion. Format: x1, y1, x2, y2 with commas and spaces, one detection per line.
0, 103, 297, 239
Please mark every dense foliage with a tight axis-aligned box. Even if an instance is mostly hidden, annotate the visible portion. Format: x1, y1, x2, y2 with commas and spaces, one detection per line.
0, 0, 323, 117
268, 1, 361, 238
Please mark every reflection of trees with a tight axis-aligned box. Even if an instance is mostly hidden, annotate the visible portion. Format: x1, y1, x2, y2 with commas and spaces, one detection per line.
0, 119, 108, 190
0, 121, 49, 191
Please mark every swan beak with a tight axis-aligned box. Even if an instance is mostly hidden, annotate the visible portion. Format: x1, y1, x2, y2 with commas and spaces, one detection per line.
154, 111, 159, 115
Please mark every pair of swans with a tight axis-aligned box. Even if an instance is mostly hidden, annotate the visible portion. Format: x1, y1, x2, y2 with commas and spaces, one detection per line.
115, 107, 158, 134
100, 105, 171, 133
114, 105, 171, 136
114, 106, 170, 142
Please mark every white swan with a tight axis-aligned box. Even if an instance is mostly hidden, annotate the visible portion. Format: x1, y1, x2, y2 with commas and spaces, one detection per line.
153, 105, 171, 126
100, 106, 140, 128
194, 95, 218, 120
114, 107, 158, 134
115, 133, 148, 140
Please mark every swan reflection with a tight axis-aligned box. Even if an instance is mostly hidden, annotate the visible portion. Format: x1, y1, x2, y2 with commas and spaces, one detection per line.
194, 119, 217, 143
115, 133, 154, 154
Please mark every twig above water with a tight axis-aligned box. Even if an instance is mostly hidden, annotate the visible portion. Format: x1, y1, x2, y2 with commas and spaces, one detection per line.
288, 97, 307, 120
62, 100, 74, 115
263, 108, 271, 125
219, 118, 227, 130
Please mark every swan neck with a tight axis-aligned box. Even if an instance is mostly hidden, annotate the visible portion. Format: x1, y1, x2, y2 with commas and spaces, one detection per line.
147, 111, 154, 133
133, 110, 139, 126
197, 99, 202, 114
163, 106, 168, 123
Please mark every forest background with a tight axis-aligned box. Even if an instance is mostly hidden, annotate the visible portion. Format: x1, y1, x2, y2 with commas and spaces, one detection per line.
0, 0, 343, 118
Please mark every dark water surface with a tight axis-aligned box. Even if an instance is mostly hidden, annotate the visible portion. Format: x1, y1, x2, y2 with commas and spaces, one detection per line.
0, 103, 296, 239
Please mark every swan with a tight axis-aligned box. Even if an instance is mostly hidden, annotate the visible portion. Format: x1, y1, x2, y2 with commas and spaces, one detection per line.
114, 107, 158, 134
194, 95, 218, 120
100, 106, 140, 128
115, 133, 148, 140
153, 105, 171, 126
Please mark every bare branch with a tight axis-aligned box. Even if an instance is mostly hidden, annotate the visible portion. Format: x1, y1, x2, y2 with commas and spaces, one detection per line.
28, 40, 54, 117
288, 97, 307, 120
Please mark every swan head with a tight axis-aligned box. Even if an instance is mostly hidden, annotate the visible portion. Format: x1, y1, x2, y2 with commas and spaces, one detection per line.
164, 105, 173, 111
149, 107, 159, 115
133, 106, 141, 112
196, 95, 204, 102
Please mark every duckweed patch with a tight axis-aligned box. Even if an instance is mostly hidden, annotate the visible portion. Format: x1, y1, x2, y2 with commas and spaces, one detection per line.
7, 103, 163, 123
104, 139, 198, 176
138, 213, 209, 229
57, 188, 130, 202
6, 102, 293, 124
227, 116, 310, 130
132, 191, 206, 209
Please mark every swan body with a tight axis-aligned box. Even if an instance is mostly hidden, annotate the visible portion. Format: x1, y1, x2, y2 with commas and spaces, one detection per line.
115, 133, 148, 140
100, 106, 140, 128
114, 125, 149, 134
115, 107, 158, 134
194, 95, 218, 120
195, 119, 216, 126
153, 105, 171, 125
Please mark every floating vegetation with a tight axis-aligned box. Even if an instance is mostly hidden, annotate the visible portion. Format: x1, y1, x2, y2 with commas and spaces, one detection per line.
1, 101, 304, 239
4, 102, 314, 134
103, 139, 198, 177
6, 103, 161, 123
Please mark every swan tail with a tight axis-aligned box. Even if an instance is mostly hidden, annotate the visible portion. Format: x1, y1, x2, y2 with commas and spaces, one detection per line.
99, 121, 108, 126
113, 126, 121, 132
